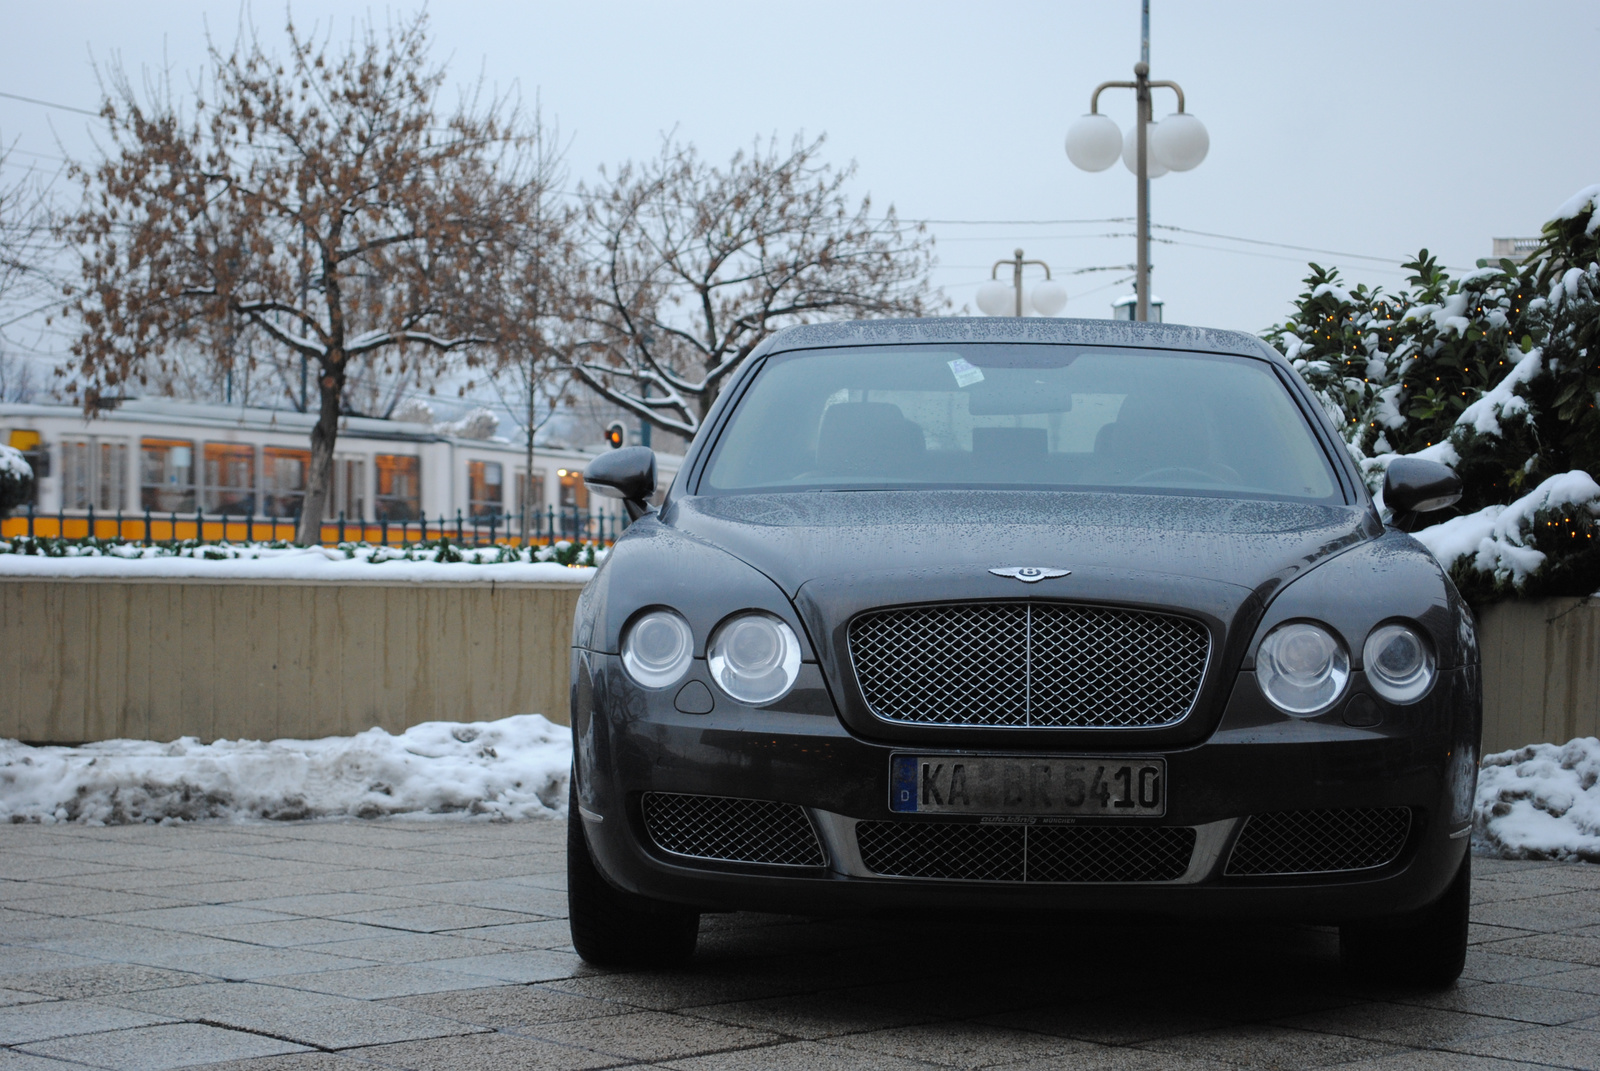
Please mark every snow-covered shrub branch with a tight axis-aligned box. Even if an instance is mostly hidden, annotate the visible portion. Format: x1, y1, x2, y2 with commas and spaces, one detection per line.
1265, 184, 1600, 603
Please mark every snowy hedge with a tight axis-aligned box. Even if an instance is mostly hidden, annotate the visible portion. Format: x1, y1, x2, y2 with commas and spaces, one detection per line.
0, 444, 32, 519
1265, 184, 1600, 604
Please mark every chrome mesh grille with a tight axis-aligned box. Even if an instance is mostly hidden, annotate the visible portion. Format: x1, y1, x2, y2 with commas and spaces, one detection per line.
856, 821, 1195, 883
1224, 808, 1412, 876
641, 793, 825, 867
849, 603, 1209, 728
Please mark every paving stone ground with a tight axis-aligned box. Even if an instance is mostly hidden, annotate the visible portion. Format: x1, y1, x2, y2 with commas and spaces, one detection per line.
1, 818, 1597, 1070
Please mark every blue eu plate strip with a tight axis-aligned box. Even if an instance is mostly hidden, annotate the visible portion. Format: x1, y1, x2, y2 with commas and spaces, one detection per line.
890, 755, 919, 812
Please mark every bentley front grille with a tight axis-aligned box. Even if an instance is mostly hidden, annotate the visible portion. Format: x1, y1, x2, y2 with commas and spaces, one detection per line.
855, 820, 1196, 883
1224, 808, 1413, 876
640, 793, 825, 867
848, 603, 1210, 728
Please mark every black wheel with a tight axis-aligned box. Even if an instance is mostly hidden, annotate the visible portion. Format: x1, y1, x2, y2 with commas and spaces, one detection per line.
1340, 854, 1469, 989
566, 780, 699, 968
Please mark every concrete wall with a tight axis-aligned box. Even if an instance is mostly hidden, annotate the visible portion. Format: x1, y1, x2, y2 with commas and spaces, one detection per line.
1477, 596, 1600, 755
1, 578, 583, 744
3, 580, 1595, 751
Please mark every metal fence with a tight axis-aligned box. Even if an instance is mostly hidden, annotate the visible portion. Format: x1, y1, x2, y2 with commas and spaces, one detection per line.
0, 503, 628, 547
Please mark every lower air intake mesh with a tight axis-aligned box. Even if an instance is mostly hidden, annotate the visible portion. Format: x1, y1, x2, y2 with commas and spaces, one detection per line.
856, 821, 1195, 883
1225, 808, 1413, 876
640, 793, 825, 867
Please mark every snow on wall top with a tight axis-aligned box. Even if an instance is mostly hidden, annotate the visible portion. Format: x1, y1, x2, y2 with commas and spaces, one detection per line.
0, 542, 596, 583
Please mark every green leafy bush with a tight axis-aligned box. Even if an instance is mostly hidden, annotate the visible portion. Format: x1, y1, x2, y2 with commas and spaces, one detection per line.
1265, 184, 1600, 603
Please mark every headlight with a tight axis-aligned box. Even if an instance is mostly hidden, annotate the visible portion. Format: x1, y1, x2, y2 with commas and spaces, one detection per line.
621, 609, 694, 688
708, 612, 802, 705
1363, 623, 1435, 703
1257, 621, 1349, 715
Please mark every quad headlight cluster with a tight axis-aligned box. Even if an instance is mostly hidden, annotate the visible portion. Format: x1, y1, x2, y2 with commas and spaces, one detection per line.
620, 609, 802, 705
1256, 620, 1436, 715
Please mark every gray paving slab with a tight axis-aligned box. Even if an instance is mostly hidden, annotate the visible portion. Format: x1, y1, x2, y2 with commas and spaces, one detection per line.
103, 981, 486, 1049
0, 963, 209, 999
521, 1009, 782, 1062
19, 1022, 311, 1070
342, 1030, 624, 1070
0, 997, 178, 1045
1, 820, 1597, 1069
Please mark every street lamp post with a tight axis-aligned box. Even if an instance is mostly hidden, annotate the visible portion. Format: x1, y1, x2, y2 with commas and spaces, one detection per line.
976, 249, 1068, 317
1063, 2, 1208, 322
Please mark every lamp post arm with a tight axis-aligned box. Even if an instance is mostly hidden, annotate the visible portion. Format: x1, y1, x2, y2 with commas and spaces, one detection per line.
1146, 80, 1186, 113
1088, 80, 1137, 114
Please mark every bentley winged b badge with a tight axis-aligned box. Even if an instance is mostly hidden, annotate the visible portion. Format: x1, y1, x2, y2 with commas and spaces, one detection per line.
989, 566, 1071, 583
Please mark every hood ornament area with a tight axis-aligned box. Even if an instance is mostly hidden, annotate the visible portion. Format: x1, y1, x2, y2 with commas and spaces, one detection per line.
989, 566, 1071, 583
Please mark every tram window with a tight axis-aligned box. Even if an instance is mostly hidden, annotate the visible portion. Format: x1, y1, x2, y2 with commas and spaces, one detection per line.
374, 454, 421, 521
141, 439, 196, 513
61, 440, 93, 510
4, 431, 44, 505
468, 460, 503, 519
98, 441, 129, 510
516, 469, 546, 515
325, 457, 367, 522
204, 443, 256, 515
263, 447, 309, 519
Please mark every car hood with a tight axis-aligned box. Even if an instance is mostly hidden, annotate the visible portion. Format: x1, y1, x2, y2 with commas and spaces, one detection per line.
664, 490, 1379, 600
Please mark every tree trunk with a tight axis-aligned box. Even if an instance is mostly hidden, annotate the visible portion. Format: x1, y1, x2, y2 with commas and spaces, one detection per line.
297, 363, 344, 545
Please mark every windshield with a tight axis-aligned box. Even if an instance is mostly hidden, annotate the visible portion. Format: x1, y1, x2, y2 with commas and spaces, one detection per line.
700, 344, 1340, 501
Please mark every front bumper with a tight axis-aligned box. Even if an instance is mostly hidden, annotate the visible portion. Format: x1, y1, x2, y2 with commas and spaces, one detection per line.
572, 650, 1480, 923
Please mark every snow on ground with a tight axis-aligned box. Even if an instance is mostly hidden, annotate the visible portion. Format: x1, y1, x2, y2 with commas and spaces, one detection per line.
0, 541, 597, 583
3, 709, 1596, 865
1475, 737, 1600, 863
0, 715, 570, 825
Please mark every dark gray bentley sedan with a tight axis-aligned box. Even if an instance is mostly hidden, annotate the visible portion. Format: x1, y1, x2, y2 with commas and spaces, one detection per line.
567, 318, 1480, 987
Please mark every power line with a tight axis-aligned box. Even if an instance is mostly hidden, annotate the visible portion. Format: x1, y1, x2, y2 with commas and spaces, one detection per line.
0, 89, 101, 119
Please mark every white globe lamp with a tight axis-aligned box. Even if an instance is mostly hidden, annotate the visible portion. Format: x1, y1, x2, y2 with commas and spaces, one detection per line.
976, 281, 1014, 317
1030, 279, 1069, 316
1149, 112, 1209, 171
1122, 124, 1168, 177
1064, 114, 1123, 172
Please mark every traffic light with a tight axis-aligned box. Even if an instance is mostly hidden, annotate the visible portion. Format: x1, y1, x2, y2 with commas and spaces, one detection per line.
605, 421, 627, 449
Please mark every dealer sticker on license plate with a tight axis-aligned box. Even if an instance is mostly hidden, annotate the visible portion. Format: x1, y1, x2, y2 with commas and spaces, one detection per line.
889, 754, 1166, 817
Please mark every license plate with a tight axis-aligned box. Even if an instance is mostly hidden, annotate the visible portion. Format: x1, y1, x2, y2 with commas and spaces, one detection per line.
889, 754, 1166, 817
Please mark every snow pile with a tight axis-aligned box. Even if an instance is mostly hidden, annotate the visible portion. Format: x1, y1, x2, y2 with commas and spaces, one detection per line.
1412, 470, 1600, 586
0, 715, 571, 825
436, 406, 500, 440
0, 538, 603, 581
0, 443, 31, 481
1475, 738, 1600, 862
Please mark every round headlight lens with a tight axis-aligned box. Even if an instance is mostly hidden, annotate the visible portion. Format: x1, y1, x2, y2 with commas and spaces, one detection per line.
621, 609, 693, 688
708, 612, 802, 706
1257, 621, 1350, 715
1364, 624, 1435, 703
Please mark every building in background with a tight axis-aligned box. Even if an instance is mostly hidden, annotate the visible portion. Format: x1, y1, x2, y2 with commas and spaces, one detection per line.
1, 398, 683, 537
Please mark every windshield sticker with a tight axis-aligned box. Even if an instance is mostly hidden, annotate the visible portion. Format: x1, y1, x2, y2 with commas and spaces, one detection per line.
948, 357, 985, 388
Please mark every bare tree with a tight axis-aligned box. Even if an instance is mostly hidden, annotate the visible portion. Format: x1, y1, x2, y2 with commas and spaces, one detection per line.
570, 134, 939, 439
485, 105, 578, 540
61, 12, 532, 543
0, 140, 59, 384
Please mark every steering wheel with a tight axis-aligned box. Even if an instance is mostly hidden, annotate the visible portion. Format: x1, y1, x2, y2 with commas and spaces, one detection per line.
1130, 465, 1231, 486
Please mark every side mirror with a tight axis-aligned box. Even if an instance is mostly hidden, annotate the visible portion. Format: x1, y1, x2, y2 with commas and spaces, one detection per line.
1383, 457, 1462, 530
585, 447, 657, 521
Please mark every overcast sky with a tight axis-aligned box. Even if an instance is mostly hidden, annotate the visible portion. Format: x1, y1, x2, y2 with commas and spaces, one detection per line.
4, 0, 1598, 357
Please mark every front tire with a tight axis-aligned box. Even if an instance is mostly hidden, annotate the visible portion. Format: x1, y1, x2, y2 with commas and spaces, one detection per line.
566, 780, 699, 968
1340, 853, 1469, 989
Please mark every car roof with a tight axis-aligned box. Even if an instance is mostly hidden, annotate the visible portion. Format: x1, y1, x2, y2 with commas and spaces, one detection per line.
752, 316, 1283, 364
